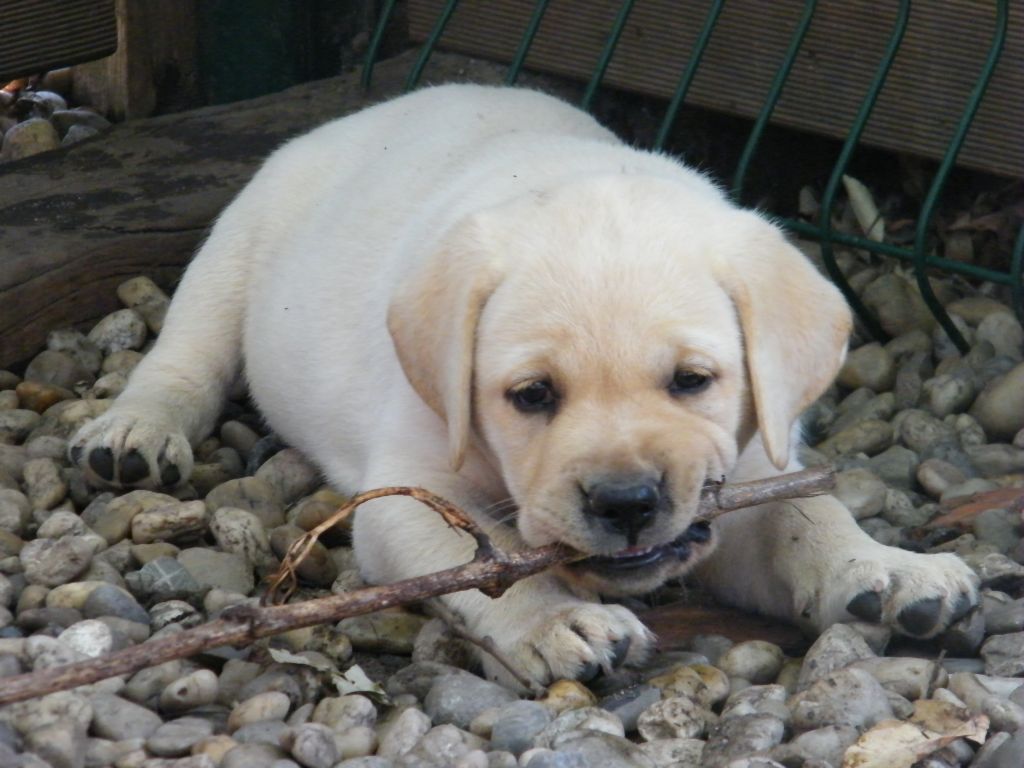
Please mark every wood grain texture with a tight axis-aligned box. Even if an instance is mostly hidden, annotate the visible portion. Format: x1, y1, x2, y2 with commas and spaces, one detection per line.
0, 52, 537, 368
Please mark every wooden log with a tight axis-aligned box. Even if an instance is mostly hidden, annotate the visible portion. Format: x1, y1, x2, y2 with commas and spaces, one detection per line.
0, 52, 546, 368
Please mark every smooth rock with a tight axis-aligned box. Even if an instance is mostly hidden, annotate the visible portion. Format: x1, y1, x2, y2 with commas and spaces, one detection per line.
228, 692, 292, 731
82, 584, 150, 624
718, 641, 784, 685
796, 623, 875, 692
0, 118, 60, 160
424, 673, 519, 730
377, 706, 431, 758
311, 694, 377, 731
970, 362, 1024, 441
534, 706, 625, 749
816, 419, 893, 458
637, 737, 704, 768
850, 657, 946, 700
701, 714, 785, 768
966, 444, 1024, 478
865, 445, 920, 489
90, 693, 163, 740
147, 717, 215, 757
980, 632, 1024, 676
87, 309, 147, 354
126, 557, 203, 601
160, 668, 219, 713
281, 722, 338, 768
598, 684, 661, 733
132, 501, 209, 544
337, 611, 427, 654
917, 458, 967, 499
254, 449, 321, 506
647, 663, 730, 708
550, 732, 656, 767
58, 619, 116, 657
635, 696, 706, 741
837, 343, 895, 392
210, 507, 274, 567
206, 477, 285, 528
789, 667, 894, 731
177, 548, 254, 595
922, 371, 977, 418
23, 720, 85, 768
977, 312, 1024, 360
93, 490, 181, 545
0, 409, 41, 444
20, 536, 93, 586
833, 468, 887, 519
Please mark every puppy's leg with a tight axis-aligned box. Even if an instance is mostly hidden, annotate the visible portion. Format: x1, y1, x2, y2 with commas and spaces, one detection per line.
698, 494, 979, 638
70, 217, 253, 488
355, 488, 653, 689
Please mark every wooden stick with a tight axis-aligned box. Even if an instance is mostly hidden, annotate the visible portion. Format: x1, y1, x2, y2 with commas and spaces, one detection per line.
0, 465, 833, 706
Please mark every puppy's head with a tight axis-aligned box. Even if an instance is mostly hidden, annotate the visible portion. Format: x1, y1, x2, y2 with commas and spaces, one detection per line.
389, 175, 851, 595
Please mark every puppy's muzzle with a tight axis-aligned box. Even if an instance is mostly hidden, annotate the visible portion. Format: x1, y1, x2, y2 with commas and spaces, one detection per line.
583, 475, 662, 545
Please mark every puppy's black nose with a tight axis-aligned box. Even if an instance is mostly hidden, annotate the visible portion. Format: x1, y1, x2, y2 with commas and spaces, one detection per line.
585, 479, 659, 544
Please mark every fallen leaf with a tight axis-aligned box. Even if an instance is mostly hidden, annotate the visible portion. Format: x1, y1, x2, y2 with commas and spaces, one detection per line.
843, 174, 886, 242
841, 701, 988, 768
333, 663, 390, 705
268, 646, 338, 673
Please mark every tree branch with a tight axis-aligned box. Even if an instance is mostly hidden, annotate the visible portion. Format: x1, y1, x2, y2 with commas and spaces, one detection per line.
0, 465, 833, 706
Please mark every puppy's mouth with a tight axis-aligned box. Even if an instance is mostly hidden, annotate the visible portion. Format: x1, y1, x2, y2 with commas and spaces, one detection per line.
571, 519, 712, 574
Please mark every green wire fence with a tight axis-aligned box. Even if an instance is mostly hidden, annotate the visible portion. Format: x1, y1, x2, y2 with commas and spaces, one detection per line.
363, 0, 1022, 352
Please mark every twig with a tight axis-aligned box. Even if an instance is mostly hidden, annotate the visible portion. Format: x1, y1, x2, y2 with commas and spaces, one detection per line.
427, 600, 547, 697
0, 465, 834, 707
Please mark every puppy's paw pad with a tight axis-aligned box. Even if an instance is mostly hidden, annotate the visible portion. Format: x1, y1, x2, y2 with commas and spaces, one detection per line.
483, 603, 652, 688
69, 410, 193, 489
812, 549, 979, 639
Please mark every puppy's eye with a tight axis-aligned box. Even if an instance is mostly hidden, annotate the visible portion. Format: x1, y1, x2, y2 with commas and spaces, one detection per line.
669, 369, 711, 396
508, 380, 558, 413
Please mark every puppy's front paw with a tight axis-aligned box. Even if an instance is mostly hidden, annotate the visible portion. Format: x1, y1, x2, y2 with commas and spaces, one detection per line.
69, 408, 193, 489
801, 547, 979, 639
480, 602, 653, 689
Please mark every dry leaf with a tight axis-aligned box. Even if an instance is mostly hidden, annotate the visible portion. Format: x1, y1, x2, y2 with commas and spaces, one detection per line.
267, 646, 337, 673
843, 174, 886, 242
333, 663, 390, 705
841, 701, 988, 768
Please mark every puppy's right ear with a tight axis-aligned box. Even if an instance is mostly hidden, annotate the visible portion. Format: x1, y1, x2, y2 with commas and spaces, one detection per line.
387, 215, 505, 471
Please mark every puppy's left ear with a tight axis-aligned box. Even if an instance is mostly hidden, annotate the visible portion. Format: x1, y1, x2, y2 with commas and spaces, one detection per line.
387, 215, 505, 471
715, 220, 852, 469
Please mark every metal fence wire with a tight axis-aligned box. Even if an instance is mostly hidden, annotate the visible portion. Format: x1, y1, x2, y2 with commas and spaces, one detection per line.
362, 0, 1024, 353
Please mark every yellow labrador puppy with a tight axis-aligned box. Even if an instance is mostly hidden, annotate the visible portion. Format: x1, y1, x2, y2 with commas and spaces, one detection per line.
70, 85, 978, 687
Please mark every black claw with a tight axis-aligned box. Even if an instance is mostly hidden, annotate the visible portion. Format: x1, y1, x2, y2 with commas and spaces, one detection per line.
847, 591, 883, 623
951, 592, 975, 623
899, 597, 943, 636
609, 636, 632, 669
88, 447, 115, 482
577, 660, 601, 682
119, 450, 150, 485
69, 445, 83, 466
160, 463, 181, 487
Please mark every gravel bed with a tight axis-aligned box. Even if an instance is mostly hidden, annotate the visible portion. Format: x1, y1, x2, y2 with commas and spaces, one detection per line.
0, 263, 1023, 768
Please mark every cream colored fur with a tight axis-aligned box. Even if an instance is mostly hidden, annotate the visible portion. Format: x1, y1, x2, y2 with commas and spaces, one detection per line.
71, 85, 978, 688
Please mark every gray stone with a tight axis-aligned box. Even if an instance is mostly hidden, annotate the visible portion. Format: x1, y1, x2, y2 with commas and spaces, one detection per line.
962, 552, 1024, 588
827, 392, 895, 437
147, 717, 216, 757
720, 685, 789, 723
58, 619, 117, 657
131, 500, 209, 544
916, 458, 967, 499
922, 371, 977, 418
210, 507, 274, 567
796, 623, 875, 692
0, 118, 60, 161
769, 724, 858, 768
941, 478, 1000, 504
523, 751, 587, 768
36, 510, 88, 539
897, 409, 958, 454
377, 706, 431, 758
282, 723, 338, 768
0, 409, 42, 444
551, 732, 656, 767
23, 720, 85, 768
980, 632, 1024, 676
206, 477, 285, 529
535, 707, 625, 749
0, 488, 31, 534
789, 667, 893, 731
837, 343, 895, 392
893, 350, 932, 409
424, 673, 518, 730
221, 743, 288, 768
943, 608, 986, 657
970, 362, 1024, 441
337, 611, 427, 653
849, 657, 946, 700
816, 419, 893, 459
833, 468, 887, 519
3, 690, 92, 734
637, 738, 704, 768
234, 720, 289, 745
20, 536, 93, 586
487, 701, 552, 755
862, 274, 935, 337
178, 548, 254, 595
865, 445, 920, 489
700, 714, 785, 768
46, 330, 103, 375
83, 584, 151, 624
885, 329, 933, 359
126, 556, 203, 601
90, 693, 163, 740
972, 508, 1021, 554
881, 488, 933, 527
599, 684, 661, 734
985, 598, 1024, 634
23, 457, 67, 510
977, 312, 1024, 360
150, 600, 202, 631
635, 696, 706, 741
159, 668, 219, 713
402, 723, 486, 766
228, 691, 293, 731
310, 694, 376, 731
87, 309, 147, 355
966, 444, 1024, 478
717, 641, 784, 685
254, 449, 321, 506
